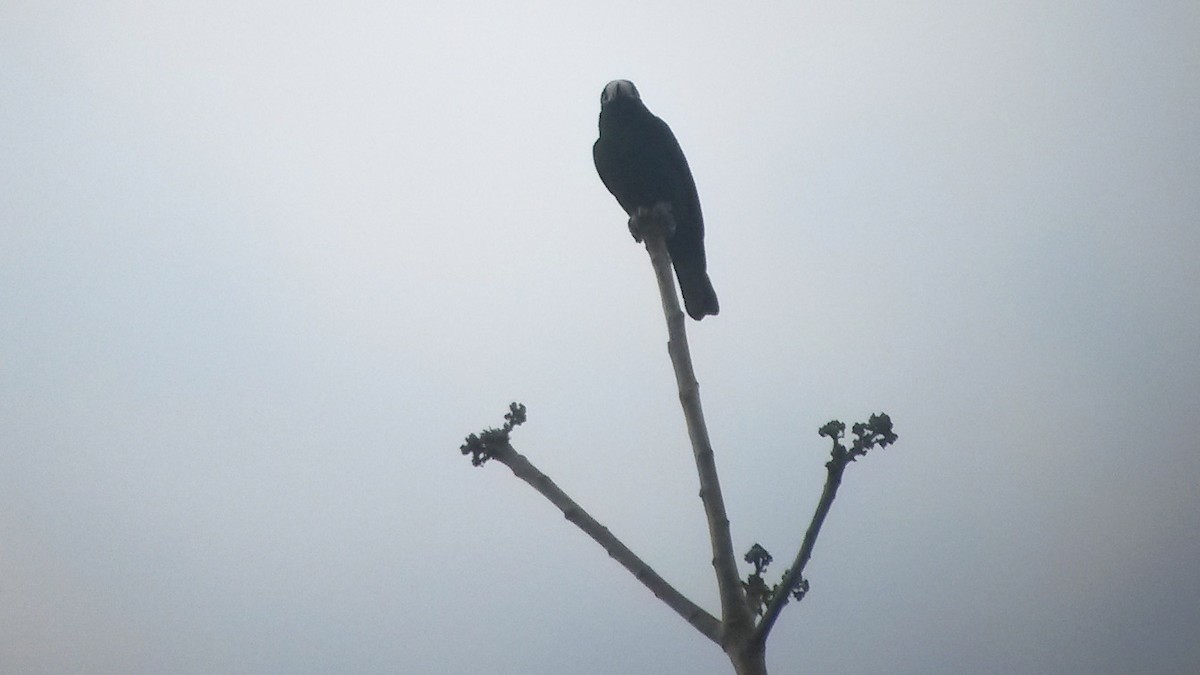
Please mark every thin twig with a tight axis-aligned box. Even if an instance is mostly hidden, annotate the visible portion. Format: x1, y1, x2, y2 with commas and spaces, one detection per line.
752, 415, 896, 646
490, 442, 722, 643
751, 454, 848, 647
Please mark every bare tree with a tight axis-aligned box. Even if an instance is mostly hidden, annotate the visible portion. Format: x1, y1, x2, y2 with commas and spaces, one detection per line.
458, 206, 898, 674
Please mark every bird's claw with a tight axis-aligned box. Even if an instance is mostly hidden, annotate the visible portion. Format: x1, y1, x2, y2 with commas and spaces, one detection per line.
629, 203, 676, 243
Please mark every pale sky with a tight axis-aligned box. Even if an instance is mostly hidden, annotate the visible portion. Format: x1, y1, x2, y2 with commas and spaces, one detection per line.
3, 2, 1199, 673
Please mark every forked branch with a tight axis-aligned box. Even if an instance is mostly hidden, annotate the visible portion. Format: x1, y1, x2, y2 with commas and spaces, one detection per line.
456, 204, 899, 675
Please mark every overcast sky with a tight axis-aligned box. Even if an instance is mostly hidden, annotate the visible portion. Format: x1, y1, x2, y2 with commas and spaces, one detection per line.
3, 2, 1199, 674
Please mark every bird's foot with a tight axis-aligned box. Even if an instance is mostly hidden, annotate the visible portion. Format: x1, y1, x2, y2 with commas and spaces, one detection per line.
627, 212, 644, 243
629, 202, 676, 242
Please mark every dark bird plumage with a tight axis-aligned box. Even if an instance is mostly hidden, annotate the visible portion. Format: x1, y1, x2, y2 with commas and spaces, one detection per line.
593, 80, 719, 320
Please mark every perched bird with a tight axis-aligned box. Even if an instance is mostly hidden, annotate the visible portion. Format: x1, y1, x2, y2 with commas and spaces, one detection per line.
593, 79, 719, 320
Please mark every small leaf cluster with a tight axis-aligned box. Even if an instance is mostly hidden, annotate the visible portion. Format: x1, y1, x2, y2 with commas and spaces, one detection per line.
741, 543, 808, 616
460, 402, 527, 467
819, 412, 897, 465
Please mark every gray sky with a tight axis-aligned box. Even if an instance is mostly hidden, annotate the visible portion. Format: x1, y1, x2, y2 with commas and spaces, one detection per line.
3, 1, 1198, 673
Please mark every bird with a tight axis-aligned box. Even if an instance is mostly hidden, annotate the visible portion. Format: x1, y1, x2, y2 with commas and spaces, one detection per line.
593, 79, 719, 320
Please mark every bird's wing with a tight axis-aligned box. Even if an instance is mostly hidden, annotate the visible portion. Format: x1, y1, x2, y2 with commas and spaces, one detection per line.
593, 137, 636, 215
649, 116, 703, 233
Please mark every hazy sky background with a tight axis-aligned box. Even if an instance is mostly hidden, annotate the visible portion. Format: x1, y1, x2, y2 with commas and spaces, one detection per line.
3, 1, 1198, 673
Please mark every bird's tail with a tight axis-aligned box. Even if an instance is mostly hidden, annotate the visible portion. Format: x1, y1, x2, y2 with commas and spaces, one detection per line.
677, 267, 719, 320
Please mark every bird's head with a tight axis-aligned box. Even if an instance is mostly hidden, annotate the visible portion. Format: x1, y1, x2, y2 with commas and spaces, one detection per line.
600, 80, 640, 106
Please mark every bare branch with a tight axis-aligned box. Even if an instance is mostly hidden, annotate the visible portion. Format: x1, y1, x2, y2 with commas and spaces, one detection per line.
633, 204, 756, 647
460, 405, 721, 643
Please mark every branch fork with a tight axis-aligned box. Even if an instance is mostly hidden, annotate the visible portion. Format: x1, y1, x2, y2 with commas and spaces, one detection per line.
458, 206, 898, 674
